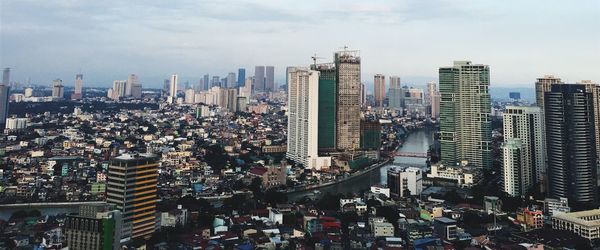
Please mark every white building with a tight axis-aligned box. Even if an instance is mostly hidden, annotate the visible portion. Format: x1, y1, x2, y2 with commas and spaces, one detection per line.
5, 118, 27, 130
552, 209, 600, 240
111, 80, 126, 100
372, 222, 395, 237
370, 185, 390, 198
286, 68, 331, 170
502, 138, 524, 196
185, 89, 195, 104
387, 166, 423, 197
52, 79, 64, 99
269, 209, 283, 225
169, 74, 178, 103
427, 163, 480, 187
24, 87, 33, 98
502, 106, 545, 196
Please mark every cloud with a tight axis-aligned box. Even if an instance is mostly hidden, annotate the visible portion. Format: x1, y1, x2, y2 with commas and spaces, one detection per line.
1, 0, 598, 87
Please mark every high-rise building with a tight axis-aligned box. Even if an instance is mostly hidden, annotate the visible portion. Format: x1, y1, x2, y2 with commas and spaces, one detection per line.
2, 68, 9, 86
502, 106, 545, 196
265, 66, 275, 92
226, 88, 238, 111
581, 80, 600, 162
185, 89, 195, 104
361, 83, 366, 107
545, 84, 598, 204
169, 74, 178, 103
311, 63, 337, 151
387, 166, 423, 198
237, 68, 245, 87
64, 204, 123, 250
106, 153, 160, 241
52, 79, 65, 99
211, 76, 220, 88
388, 76, 402, 110
439, 61, 491, 169
502, 138, 525, 197
72, 74, 83, 100
111, 80, 127, 100
254, 66, 265, 92
287, 68, 331, 170
226, 72, 236, 88
131, 83, 142, 99
535, 75, 562, 110
203, 74, 210, 90
374, 74, 385, 107
360, 120, 381, 150
427, 82, 440, 119
0, 77, 9, 130
126, 74, 138, 96
335, 50, 361, 150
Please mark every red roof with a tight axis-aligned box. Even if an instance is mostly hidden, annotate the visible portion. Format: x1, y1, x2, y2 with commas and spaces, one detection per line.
249, 167, 268, 176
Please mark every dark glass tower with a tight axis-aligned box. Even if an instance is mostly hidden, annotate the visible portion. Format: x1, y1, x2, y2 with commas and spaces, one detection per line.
545, 84, 598, 205
312, 63, 337, 151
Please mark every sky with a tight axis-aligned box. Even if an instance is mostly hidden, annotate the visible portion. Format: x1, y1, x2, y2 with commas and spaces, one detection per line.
1, 0, 599, 88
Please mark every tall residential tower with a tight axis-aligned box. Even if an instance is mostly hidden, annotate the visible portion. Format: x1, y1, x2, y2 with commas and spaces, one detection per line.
439, 61, 491, 169
545, 84, 598, 205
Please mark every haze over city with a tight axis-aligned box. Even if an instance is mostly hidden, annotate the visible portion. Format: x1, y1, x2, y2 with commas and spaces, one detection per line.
3, 1, 600, 249
2, 0, 599, 87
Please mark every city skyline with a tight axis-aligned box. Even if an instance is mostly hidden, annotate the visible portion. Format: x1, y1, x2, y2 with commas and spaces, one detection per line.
2, 1, 599, 87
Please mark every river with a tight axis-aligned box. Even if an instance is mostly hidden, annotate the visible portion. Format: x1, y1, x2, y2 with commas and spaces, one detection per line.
0, 129, 434, 219
287, 128, 435, 201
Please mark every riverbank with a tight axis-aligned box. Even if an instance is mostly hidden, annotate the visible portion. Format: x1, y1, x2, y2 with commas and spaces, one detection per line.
286, 128, 435, 201
285, 158, 392, 194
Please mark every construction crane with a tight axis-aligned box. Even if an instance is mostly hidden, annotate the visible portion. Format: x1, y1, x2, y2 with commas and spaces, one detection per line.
311, 53, 325, 68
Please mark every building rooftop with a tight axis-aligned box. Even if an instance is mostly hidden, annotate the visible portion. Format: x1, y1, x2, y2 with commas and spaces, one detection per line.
553, 209, 600, 227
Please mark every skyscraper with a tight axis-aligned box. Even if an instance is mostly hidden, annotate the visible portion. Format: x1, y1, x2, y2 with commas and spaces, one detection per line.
581, 80, 600, 162
237, 68, 245, 87
545, 84, 598, 205
126, 74, 138, 96
52, 79, 65, 99
439, 61, 491, 169
265, 66, 275, 92
169, 74, 178, 103
502, 138, 525, 197
112, 80, 127, 100
535, 75, 562, 110
287, 68, 330, 170
211, 76, 220, 88
2, 68, 9, 85
428, 81, 440, 119
311, 63, 337, 151
107, 153, 160, 241
254, 66, 265, 92
502, 106, 546, 196
71, 74, 83, 100
388, 76, 402, 110
0, 84, 9, 129
226, 72, 236, 88
374, 74, 385, 107
203, 74, 210, 90
335, 50, 361, 150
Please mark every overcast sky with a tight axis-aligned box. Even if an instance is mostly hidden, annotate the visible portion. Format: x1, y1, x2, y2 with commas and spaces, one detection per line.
1, 0, 599, 88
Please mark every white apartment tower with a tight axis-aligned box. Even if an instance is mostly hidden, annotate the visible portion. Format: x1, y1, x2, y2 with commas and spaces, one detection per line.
168, 74, 178, 103
286, 68, 330, 170
502, 106, 546, 196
